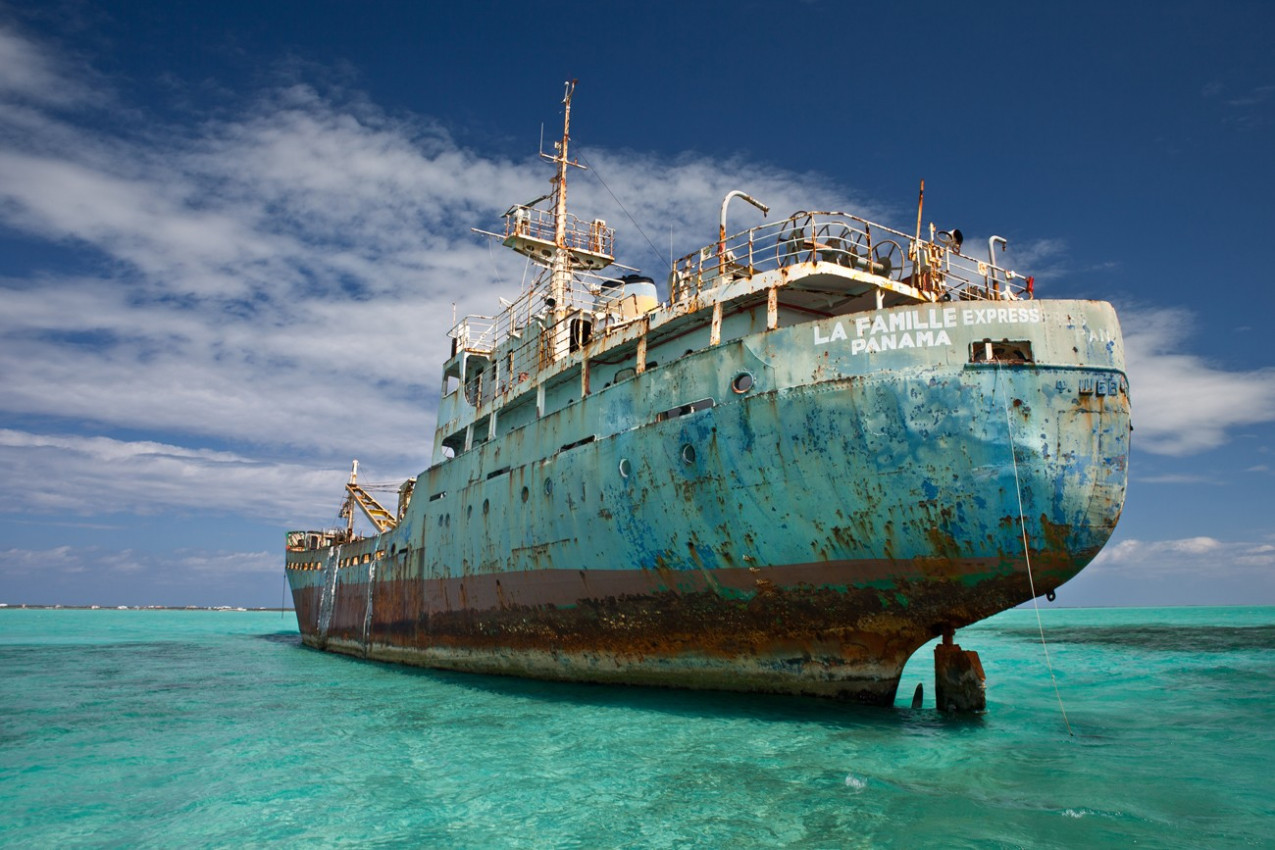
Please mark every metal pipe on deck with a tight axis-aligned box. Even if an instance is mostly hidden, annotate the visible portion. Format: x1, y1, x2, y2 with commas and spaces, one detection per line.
988, 235, 1007, 296
718, 191, 769, 262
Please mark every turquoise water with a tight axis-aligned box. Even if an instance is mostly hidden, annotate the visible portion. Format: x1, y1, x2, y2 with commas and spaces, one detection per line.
1, 607, 1271, 848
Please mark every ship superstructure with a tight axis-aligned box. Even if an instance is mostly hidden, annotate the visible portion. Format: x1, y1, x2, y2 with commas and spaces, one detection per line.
285, 83, 1129, 710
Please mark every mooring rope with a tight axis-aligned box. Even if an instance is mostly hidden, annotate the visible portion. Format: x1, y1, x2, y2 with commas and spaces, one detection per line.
998, 362, 1074, 736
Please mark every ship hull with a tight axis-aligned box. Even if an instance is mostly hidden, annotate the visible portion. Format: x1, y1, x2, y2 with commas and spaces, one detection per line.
293, 563, 1054, 702
287, 299, 1129, 704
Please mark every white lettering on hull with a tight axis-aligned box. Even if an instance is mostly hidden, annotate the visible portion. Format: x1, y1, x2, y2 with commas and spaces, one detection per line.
814, 306, 1044, 354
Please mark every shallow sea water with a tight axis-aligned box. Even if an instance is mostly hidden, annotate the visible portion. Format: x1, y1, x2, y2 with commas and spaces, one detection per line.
1, 606, 1271, 848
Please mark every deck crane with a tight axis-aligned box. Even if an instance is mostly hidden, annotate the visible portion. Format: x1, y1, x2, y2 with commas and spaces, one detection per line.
338, 460, 399, 535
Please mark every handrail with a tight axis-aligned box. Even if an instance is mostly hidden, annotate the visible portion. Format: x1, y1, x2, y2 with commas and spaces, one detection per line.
670, 211, 1031, 303
451, 211, 1035, 401
504, 204, 615, 259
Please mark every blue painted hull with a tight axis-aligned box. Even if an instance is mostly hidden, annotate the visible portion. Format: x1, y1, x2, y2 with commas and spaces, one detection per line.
287, 298, 1129, 703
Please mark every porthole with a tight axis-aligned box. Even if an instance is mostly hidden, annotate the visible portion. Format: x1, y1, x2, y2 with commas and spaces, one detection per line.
438, 514, 443, 528
467, 504, 473, 519
521, 486, 530, 503
483, 499, 490, 516
731, 372, 754, 394
619, 458, 632, 479
445, 514, 450, 527
544, 478, 554, 496
681, 444, 697, 465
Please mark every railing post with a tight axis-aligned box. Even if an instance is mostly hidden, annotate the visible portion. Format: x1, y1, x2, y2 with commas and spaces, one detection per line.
710, 301, 722, 346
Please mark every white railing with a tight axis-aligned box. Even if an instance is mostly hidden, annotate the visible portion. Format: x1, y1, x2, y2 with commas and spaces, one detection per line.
454, 273, 652, 409
504, 204, 615, 259
670, 211, 1031, 303
450, 210, 1035, 411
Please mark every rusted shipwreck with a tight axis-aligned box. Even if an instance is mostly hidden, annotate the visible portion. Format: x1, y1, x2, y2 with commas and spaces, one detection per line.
285, 83, 1129, 711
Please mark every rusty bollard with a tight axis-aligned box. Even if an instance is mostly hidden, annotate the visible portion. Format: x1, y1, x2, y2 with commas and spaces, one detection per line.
935, 640, 986, 713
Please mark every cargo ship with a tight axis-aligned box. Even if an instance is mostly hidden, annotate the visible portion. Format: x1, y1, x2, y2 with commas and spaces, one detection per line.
285, 83, 1129, 710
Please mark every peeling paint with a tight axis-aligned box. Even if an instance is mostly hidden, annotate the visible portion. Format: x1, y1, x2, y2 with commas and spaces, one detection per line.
284, 112, 1129, 707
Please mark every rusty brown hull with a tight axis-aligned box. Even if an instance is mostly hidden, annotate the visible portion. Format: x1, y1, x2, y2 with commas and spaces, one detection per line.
290, 552, 1084, 704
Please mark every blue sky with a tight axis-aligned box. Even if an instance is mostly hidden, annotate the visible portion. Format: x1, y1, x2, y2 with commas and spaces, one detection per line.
1, 0, 1273, 608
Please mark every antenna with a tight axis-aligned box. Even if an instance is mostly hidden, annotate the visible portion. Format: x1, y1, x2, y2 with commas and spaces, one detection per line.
547, 80, 577, 338
913, 179, 925, 260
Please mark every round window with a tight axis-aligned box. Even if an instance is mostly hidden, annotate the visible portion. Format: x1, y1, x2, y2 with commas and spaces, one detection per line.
619, 458, 632, 479
681, 444, 697, 464
732, 372, 754, 394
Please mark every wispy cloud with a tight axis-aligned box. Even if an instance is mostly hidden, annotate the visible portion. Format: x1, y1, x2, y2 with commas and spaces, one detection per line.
1092, 536, 1275, 573
1137, 473, 1220, 485
1201, 79, 1274, 128
0, 23, 92, 107
0, 545, 281, 607
1, 20, 1272, 539
0, 23, 868, 522
1121, 307, 1275, 455
1224, 84, 1275, 109
0, 429, 347, 522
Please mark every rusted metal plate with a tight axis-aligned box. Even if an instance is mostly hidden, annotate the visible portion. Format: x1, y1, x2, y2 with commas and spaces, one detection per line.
286, 299, 1129, 703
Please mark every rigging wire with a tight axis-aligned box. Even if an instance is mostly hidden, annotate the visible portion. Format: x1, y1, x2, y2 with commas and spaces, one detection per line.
577, 149, 672, 274
484, 237, 539, 306
998, 362, 1075, 737
520, 254, 533, 292
485, 237, 506, 288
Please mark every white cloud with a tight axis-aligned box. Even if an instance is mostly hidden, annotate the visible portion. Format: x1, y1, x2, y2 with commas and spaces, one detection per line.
1236, 544, 1275, 565
1224, 84, 1275, 109
1122, 307, 1275, 455
0, 24, 89, 106
0, 545, 282, 607
0, 429, 356, 524
1000, 237, 1069, 278
0, 24, 875, 525
173, 549, 279, 576
1092, 535, 1275, 573
1138, 474, 1218, 485
0, 544, 82, 576
1, 22, 1273, 541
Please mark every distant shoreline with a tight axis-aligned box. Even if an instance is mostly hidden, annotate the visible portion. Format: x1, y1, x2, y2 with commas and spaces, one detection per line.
0, 605, 294, 612
2, 603, 1270, 612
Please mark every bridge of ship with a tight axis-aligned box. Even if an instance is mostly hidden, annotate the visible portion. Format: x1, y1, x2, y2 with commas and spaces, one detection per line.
435, 211, 1031, 463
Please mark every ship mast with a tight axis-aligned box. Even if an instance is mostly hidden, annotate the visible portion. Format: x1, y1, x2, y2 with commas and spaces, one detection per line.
495, 82, 613, 363
547, 80, 577, 332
